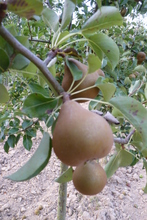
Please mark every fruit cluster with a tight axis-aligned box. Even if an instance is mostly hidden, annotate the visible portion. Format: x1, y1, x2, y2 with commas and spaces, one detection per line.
62, 58, 105, 103
52, 100, 113, 195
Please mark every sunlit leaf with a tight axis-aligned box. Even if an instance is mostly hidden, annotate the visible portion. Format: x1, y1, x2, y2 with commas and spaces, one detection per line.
7, 0, 43, 19
109, 96, 147, 157
105, 149, 134, 178
42, 8, 59, 32
22, 93, 57, 118
0, 84, 9, 103
82, 6, 123, 34
56, 31, 69, 45
87, 54, 101, 73
61, 0, 76, 30
133, 65, 146, 73
86, 33, 119, 70
95, 77, 116, 101
5, 132, 51, 181
96, 0, 102, 9
129, 80, 141, 95
55, 167, 73, 183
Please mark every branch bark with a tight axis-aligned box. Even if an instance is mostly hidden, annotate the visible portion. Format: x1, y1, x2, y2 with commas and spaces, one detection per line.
0, 25, 64, 95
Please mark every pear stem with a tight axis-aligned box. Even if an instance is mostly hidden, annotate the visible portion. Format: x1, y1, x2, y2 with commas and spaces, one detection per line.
71, 84, 96, 95
61, 92, 71, 103
67, 79, 75, 94
73, 97, 112, 106
69, 72, 88, 94
57, 162, 68, 220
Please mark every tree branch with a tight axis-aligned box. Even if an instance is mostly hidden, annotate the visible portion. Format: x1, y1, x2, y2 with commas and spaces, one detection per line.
28, 38, 51, 44
0, 25, 64, 95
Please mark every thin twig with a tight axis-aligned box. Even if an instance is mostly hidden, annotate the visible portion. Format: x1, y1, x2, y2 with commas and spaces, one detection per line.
27, 21, 32, 40
28, 38, 51, 44
114, 129, 135, 144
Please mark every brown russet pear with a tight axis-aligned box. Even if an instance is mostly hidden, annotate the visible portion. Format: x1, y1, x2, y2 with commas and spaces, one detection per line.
52, 100, 113, 166
137, 52, 146, 65
62, 58, 105, 102
73, 161, 107, 195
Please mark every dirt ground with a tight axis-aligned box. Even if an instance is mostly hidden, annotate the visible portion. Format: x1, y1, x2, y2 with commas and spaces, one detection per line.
1, 132, 147, 220
1, 104, 147, 220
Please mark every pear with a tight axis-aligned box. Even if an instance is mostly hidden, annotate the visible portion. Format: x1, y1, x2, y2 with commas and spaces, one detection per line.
73, 160, 107, 195
137, 52, 146, 65
52, 100, 113, 166
62, 58, 105, 102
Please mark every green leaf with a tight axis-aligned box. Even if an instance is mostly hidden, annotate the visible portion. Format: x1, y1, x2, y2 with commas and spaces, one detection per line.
98, 83, 116, 101
25, 128, 36, 137
82, 6, 123, 34
11, 54, 30, 70
95, 78, 116, 101
56, 31, 69, 45
55, 167, 73, 183
87, 54, 101, 73
22, 120, 33, 129
105, 149, 134, 178
61, 0, 76, 30
86, 33, 119, 70
4, 141, 10, 153
0, 48, 10, 73
7, 135, 16, 148
96, 0, 102, 8
23, 135, 32, 151
5, 132, 51, 181
65, 58, 83, 81
133, 65, 146, 73
42, 8, 59, 32
129, 80, 141, 95
23, 62, 38, 78
16, 36, 30, 48
143, 159, 147, 193
7, 0, 43, 19
22, 94, 57, 118
0, 84, 9, 103
29, 83, 50, 98
8, 128, 19, 135
109, 96, 147, 157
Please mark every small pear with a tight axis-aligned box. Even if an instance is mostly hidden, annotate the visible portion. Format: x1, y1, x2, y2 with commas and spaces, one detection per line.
52, 100, 113, 166
137, 52, 146, 65
73, 160, 107, 195
62, 58, 105, 102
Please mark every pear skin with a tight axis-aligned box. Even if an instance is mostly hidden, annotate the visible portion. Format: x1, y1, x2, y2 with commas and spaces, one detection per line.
62, 58, 105, 102
73, 161, 107, 195
52, 100, 113, 166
